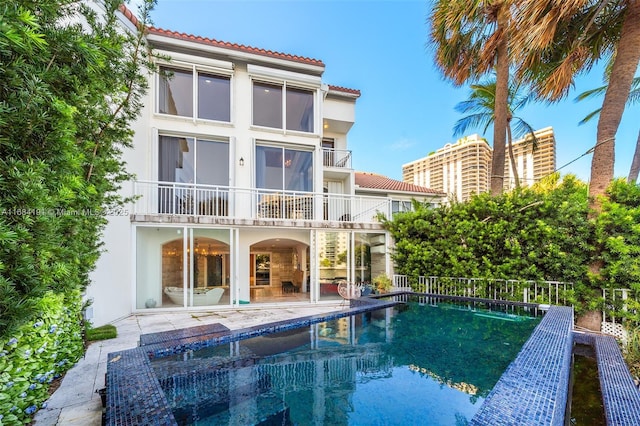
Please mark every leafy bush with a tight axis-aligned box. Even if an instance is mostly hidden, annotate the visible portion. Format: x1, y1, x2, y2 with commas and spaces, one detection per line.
0, 292, 84, 424
383, 175, 640, 315
0, 0, 154, 334
0, 1, 154, 423
385, 174, 591, 285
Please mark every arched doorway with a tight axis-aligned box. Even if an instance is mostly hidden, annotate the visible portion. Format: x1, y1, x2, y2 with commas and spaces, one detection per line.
249, 238, 309, 303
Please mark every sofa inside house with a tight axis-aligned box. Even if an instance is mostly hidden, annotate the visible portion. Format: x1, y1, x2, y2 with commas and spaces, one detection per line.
163, 286, 224, 306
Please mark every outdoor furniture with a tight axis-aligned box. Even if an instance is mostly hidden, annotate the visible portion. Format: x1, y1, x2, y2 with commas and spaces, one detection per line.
164, 286, 224, 306
337, 281, 361, 306
281, 281, 299, 293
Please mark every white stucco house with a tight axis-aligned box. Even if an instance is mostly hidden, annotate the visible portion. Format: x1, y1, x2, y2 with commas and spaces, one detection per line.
86, 5, 445, 326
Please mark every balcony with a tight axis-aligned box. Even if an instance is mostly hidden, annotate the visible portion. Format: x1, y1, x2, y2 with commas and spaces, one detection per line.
132, 181, 391, 225
322, 148, 352, 169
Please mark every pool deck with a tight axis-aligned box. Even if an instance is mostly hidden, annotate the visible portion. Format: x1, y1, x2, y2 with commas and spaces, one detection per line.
31, 304, 344, 426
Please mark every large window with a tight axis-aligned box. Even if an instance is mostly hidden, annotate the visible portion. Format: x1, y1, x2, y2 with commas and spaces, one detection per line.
159, 136, 229, 185
253, 81, 314, 132
256, 145, 313, 191
158, 66, 230, 122
158, 136, 229, 215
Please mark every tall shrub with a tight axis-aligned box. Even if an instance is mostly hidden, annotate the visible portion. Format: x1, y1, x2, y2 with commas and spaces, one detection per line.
0, 0, 154, 332
384, 174, 592, 289
0, 1, 154, 421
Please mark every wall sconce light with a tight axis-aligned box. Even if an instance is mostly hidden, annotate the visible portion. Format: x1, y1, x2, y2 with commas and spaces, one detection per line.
239, 157, 245, 167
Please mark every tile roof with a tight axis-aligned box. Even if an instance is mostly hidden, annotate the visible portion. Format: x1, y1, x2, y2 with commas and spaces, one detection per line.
147, 27, 325, 68
118, 4, 139, 27
117, 5, 361, 101
328, 85, 361, 98
355, 172, 444, 195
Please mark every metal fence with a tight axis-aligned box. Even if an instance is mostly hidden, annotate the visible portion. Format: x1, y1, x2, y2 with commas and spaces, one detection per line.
392, 275, 574, 305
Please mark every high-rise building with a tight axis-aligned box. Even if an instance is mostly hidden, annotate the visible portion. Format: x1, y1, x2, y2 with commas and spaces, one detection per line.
402, 127, 556, 201
504, 127, 556, 189
403, 134, 492, 202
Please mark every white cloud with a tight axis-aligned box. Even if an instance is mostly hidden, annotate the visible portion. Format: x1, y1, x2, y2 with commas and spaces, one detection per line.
389, 138, 416, 151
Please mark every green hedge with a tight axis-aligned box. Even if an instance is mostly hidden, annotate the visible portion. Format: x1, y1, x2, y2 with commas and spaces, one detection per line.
0, 292, 84, 424
384, 175, 640, 317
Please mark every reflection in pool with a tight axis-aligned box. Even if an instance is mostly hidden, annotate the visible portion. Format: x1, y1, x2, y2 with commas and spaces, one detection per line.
151, 301, 543, 425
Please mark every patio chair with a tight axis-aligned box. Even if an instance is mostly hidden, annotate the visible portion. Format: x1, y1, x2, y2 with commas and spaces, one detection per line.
337, 281, 361, 307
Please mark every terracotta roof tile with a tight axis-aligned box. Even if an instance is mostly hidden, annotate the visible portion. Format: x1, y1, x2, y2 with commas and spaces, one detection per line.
147, 27, 325, 67
118, 4, 139, 27
328, 85, 361, 97
355, 172, 444, 195
118, 5, 360, 95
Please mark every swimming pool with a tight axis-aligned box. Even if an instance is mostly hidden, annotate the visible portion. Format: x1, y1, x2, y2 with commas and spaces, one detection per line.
149, 300, 542, 425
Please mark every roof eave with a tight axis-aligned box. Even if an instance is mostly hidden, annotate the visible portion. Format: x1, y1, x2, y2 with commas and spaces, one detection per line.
146, 31, 325, 75
355, 187, 445, 197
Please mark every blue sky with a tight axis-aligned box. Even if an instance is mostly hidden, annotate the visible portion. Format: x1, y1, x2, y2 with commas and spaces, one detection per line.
147, 0, 639, 183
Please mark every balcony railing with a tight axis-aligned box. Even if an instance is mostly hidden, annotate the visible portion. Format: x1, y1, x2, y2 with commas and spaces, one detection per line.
323, 148, 352, 169
133, 180, 391, 224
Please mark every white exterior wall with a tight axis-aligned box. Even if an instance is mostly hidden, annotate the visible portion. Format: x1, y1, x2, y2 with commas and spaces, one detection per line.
86, 29, 368, 326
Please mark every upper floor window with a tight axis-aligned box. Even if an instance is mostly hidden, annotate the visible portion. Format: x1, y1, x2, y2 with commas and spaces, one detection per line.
158, 135, 229, 185
158, 66, 231, 122
252, 82, 314, 132
256, 145, 313, 192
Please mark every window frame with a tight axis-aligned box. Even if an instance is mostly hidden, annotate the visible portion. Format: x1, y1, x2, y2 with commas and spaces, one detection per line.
251, 78, 316, 134
254, 142, 314, 193
157, 133, 231, 186
156, 62, 233, 124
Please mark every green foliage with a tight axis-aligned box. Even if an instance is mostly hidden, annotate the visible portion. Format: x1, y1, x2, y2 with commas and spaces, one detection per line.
373, 273, 392, 293
85, 324, 117, 341
624, 326, 640, 378
0, 0, 155, 332
385, 176, 640, 318
0, 292, 84, 424
0, 0, 156, 422
595, 180, 640, 291
384, 175, 594, 301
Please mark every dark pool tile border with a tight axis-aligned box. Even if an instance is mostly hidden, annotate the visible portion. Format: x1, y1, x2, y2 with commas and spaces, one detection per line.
471, 306, 574, 426
139, 322, 230, 346
105, 297, 396, 425
574, 331, 640, 425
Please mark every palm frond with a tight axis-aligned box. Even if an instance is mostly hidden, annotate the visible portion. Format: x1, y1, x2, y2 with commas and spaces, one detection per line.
453, 113, 493, 137
578, 108, 602, 125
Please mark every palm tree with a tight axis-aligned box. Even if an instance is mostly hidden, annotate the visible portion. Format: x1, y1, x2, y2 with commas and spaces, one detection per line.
575, 77, 640, 183
511, 0, 640, 209
429, 0, 513, 196
453, 77, 538, 189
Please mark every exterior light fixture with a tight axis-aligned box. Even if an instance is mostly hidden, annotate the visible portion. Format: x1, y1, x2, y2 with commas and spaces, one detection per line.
239, 157, 245, 166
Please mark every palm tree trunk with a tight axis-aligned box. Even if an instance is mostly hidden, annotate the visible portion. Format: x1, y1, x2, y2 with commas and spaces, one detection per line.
490, 11, 509, 196
507, 124, 520, 189
627, 129, 640, 183
590, 1, 640, 210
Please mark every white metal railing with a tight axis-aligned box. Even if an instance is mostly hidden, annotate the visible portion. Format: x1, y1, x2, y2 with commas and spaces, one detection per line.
323, 192, 390, 223
393, 275, 574, 305
602, 288, 640, 324
255, 188, 315, 220
323, 148, 352, 169
133, 180, 391, 224
134, 181, 231, 217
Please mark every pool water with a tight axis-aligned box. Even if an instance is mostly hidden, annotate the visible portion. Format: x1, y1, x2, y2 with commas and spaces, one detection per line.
151, 301, 542, 425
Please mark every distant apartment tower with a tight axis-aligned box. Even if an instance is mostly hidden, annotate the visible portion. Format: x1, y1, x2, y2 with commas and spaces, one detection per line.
504, 126, 556, 189
403, 134, 492, 202
403, 127, 556, 201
